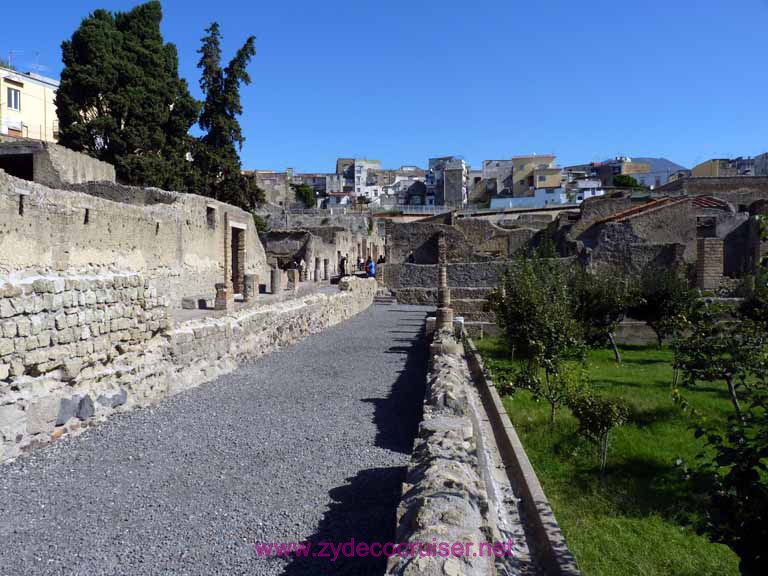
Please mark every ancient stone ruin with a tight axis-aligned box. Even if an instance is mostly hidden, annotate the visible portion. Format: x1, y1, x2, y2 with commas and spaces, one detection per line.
0, 142, 377, 462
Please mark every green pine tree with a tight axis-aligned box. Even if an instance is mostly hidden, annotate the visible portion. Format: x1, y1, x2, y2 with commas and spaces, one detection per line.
194, 22, 256, 209
56, 1, 199, 191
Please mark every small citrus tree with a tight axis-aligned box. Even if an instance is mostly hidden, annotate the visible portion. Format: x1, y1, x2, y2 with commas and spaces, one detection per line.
674, 357, 768, 576
488, 255, 585, 428
568, 391, 629, 473
570, 267, 635, 363
673, 301, 768, 421
629, 267, 696, 348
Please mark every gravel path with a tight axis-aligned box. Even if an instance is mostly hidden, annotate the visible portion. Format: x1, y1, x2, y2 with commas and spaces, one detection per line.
0, 304, 431, 576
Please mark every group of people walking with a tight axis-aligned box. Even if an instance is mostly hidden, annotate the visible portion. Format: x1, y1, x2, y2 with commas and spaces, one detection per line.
339, 254, 385, 279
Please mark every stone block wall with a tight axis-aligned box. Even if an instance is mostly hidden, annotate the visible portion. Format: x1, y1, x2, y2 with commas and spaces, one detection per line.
1, 276, 376, 463
380, 262, 510, 325
0, 272, 168, 461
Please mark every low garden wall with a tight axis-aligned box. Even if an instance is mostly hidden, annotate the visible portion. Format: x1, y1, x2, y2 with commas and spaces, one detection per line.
387, 327, 536, 576
386, 323, 580, 575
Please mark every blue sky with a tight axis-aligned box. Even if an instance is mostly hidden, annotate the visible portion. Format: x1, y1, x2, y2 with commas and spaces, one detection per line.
3, 0, 767, 172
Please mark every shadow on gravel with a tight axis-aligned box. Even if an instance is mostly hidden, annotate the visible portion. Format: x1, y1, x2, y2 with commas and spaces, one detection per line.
281, 466, 406, 576
282, 309, 429, 576
366, 326, 428, 453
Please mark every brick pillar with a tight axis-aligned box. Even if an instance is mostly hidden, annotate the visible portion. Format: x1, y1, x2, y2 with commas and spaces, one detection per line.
215, 213, 234, 310
696, 237, 724, 292
234, 227, 246, 294
436, 232, 453, 330
287, 269, 300, 292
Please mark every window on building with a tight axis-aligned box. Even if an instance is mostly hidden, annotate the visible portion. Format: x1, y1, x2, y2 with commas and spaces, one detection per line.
538, 175, 546, 182
7, 88, 21, 111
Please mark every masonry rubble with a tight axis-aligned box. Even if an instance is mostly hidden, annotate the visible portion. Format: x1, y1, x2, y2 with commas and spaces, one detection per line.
386, 326, 532, 576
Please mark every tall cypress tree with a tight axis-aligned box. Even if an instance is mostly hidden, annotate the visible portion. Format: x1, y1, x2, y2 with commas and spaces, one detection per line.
194, 23, 256, 209
56, 1, 199, 191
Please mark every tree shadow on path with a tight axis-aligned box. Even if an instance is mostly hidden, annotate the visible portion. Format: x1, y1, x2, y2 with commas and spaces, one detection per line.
282, 466, 405, 576
282, 307, 430, 575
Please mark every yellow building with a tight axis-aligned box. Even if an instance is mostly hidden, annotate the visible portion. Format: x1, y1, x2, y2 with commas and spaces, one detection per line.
692, 159, 723, 177
511, 154, 557, 196
532, 167, 562, 189
0, 65, 59, 142
692, 157, 754, 178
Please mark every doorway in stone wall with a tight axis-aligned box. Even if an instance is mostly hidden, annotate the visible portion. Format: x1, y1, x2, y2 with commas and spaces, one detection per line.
231, 226, 245, 295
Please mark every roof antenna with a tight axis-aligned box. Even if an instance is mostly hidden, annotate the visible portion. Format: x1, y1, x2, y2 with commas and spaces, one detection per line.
30, 51, 49, 73
6, 50, 23, 69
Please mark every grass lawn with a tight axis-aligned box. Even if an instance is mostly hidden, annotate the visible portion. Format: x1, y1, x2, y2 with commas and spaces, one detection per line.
475, 337, 740, 576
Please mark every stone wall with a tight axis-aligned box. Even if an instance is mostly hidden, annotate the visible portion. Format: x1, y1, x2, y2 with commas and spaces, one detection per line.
0, 169, 267, 307
657, 176, 768, 206
254, 208, 373, 236
454, 218, 536, 258
0, 272, 169, 461
385, 221, 485, 264
385, 218, 532, 265
380, 262, 508, 326
0, 276, 377, 463
0, 140, 116, 187
581, 198, 749, 275
386, 330, 525, 575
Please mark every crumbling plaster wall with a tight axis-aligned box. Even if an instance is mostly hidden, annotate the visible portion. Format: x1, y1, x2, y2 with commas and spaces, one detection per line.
264, 227, 381, 276
0, 169, 267, 305
454, 218, 536, 258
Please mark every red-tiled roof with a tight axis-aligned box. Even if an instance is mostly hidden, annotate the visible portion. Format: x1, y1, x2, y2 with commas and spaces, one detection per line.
596, 195, 731, 226
595, 197, 678, 224
692, 196, 730, 210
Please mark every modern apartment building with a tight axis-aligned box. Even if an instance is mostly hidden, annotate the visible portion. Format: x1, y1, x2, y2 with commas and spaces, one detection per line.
427, 156, 468, 207
511, 155, 557, 196
0, 65, 59, 142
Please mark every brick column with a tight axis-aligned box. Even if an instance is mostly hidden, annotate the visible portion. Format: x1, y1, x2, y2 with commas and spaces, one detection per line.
436, 232, 453, 330
215, 213, 234, 310
696, 237, 724, 292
